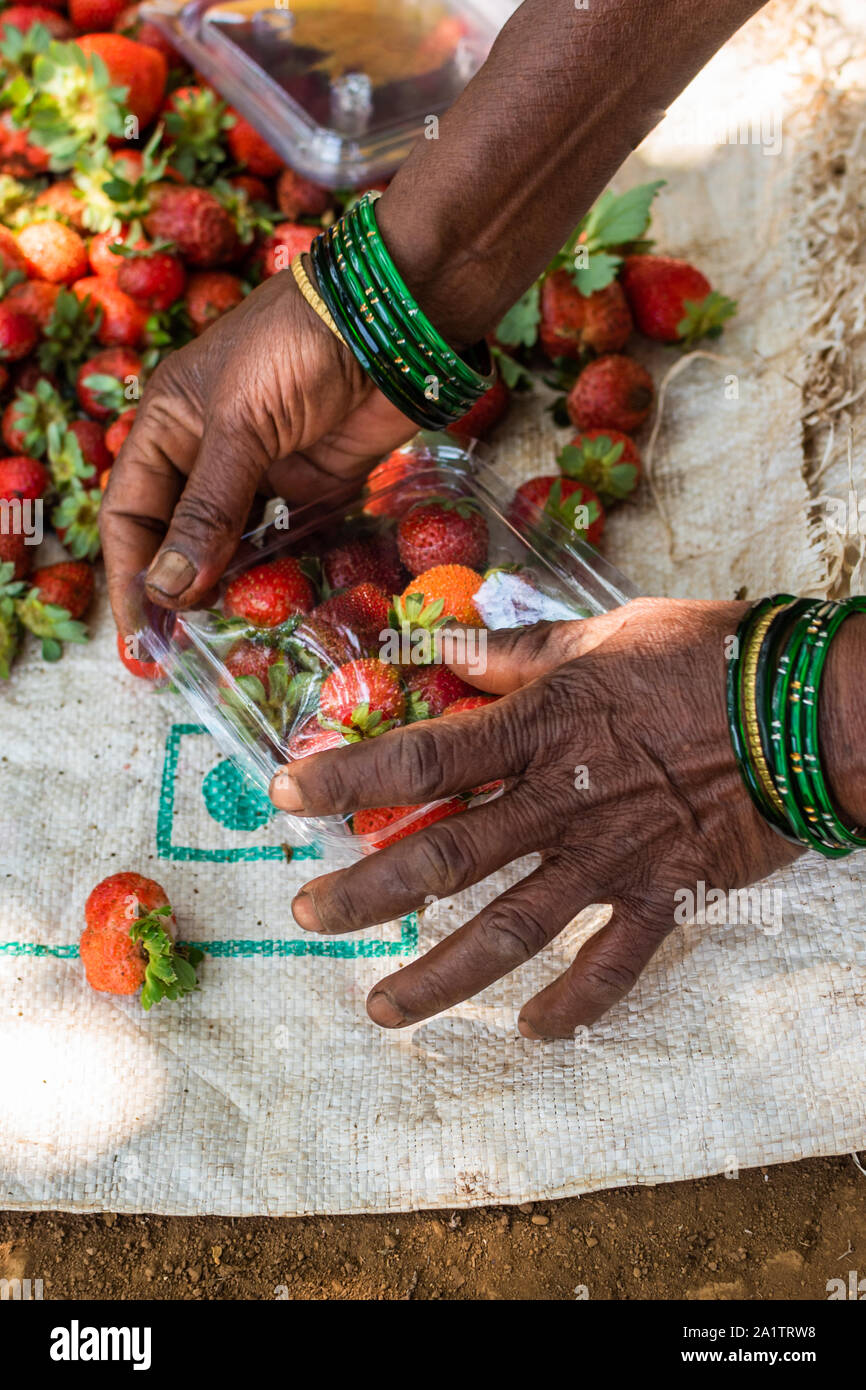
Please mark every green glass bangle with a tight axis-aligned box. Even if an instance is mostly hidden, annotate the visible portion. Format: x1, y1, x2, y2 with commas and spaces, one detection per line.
797, 598, 866, 850
785, 604, 843, 853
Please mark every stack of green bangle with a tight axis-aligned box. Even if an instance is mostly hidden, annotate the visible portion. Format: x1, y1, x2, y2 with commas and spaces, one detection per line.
310, 192, 495, 430
727, 593, 866, 858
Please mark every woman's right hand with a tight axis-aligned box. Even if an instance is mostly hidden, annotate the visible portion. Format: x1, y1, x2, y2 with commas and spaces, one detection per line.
100, 268, 417, 633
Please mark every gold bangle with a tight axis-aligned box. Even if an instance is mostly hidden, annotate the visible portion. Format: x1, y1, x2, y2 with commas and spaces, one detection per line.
290, 253, 348, 349
741, 606, 787, 818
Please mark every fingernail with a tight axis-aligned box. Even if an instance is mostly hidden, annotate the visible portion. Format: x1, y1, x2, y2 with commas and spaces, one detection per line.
518, 1017, 542, 1040
367, 990, 407, 1028
147, 549, 196, 597
291, 890, 322, 932
269, 770, 305, 812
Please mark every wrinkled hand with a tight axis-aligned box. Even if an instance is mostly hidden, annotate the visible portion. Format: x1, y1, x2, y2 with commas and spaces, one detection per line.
270, 598, 801, 1037
100, 271, 416, 631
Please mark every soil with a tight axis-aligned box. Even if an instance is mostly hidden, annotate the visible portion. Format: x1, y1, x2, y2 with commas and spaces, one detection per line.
2, 1155, 864, 1300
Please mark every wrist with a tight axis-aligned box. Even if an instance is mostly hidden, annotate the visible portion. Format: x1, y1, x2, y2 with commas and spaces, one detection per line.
819, 612, 866, 825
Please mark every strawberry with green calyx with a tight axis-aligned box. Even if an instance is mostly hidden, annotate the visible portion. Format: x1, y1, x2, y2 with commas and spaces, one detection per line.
140, 299, 194, 371
0, 560, 25, 678
71, 275, 149, 348
287, 715, 346, 760
508, 475, 605, 547
538, 270, 633, 361
6, 279, 62, 331
27, 559, 94, 616
620, 254, 737, 345
387, 588, 449, 649
557, 429, 641, 504
567, 354, 654, 434
0, 528, 35, 581
14, 560, 90, 660
0, 173, 33, 223
52, 479, 102, 559
223, 557, 314, 628
218, 653, 305, 742
18, 40, 128, 170
45, 421, 97, 490
403, 664, 477, 721
75, 345, 142, 417
162, 84, 234, 185
74, 33, 168, 131
39, 288, 104, 380
396, 564, 485, 631
81, 872, 201, 1008
397, 496, 489, 574
211, 177, 276, 251
72, 128, 170, 234
318, 657, 405, 741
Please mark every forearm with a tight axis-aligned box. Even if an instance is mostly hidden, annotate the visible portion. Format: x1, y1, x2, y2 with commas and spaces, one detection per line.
820, 614, 866, 825
378, 0, 766, 344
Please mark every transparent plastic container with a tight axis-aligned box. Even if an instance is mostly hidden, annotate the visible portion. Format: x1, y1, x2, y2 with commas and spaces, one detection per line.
134, 437, 636, 859
141, 0, 515, 187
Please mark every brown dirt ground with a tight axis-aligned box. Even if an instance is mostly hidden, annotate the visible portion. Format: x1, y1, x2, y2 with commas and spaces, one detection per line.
2, 1154, 864, 1300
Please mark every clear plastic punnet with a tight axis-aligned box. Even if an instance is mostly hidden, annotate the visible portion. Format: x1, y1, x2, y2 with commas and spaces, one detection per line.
134, 437, 637, 860
141, 0, 515, 188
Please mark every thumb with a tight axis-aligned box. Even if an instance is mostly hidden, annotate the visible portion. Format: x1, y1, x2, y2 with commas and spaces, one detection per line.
443, 614, 613, 693
144, 412, 269, 608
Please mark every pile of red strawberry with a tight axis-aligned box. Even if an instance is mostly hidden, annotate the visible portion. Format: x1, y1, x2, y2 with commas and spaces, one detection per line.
0, 1, 375, 677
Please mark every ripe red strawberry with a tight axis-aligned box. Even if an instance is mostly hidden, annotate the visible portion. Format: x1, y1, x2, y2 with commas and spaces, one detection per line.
276, 169, 331, 219
34, 180, 88, 230
221, 639, 282, 687
0, 225, 29, 278
116, 248, 186, 312
6, 280, 60, 331
557, 429, 641, 504
0, 305, 38, 361
290, 613, 367, 670
260, 222, 317, 278
112, 2, 179, 60
0, 454, 49, 502
0, 113, 51, 178
70, 0, 128, 31
69, 419, 112, 484
223, 557, 314, 628
403, 665, 477, 719
116, 628, 161, 679
0, 528, 35, 581
353, 798, 464, 850
105, 406, 136, 456
144, 184, 240, 268
286, 715, 346, 759
322, 533, 405, 595
621, 254, 737, 344
314, 582, 390, 644
184, 271, 244, 334
442, 695, 499, 716
16, 221, 89, 286
87, 228, 141, 282
539, 269, 632, 359
75, 34, 168, 131
508, 475, 605, 546
226, 112, 283, 177
76, 347, 141, 418
72, 276, 148, 347
363, 448, 427, 519
319, 657, 405, 739
81, 871, 200, 1008
567, 355, 654, 434
447, 377, 510, 441
29, 560, 95, 618
0, 5, 72, 38
397, 497, 488, 573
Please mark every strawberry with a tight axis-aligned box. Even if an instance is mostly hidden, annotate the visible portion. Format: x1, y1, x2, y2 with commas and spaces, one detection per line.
33, 179, 88, 230
0, 224, 29, 277
221, 639, 282, 688
3, 382, 68, 458
76, 345, 141, 417
112, 3, 178, 61
557, 429, 641, 504
105, 405, 135, 455
313, 582, 390, 645
404, 665, 477, 719
69, 418, 112, 482
116, 627, 160, 679
144, 184, 240, 268
289, 613, 367, 671
16, 220, 89, 285
395, 564, 484, 630
52, 480, 102, 559
116, 247, 186, 312
0, 304, 38, 360
286, 715, 346, 760
508, 475, 605, 547
0, 114, 51, 179
6, 279, 60, 331
0, 6, 72, 39
567, 355, 654, 434
0, 454, 49, 502
161, 85, 233, 184
322, 533, 405, 595
539, 269, 632, 359
226, 112, 283, 178
363, 448, 426, 519
621, 254, 737, 344
442, 695, 498, 716
80, 871, 201, 1008
74, 34, 167, 132
230, 174, 269, 204
447, 377, 510, 441
72, 275, 148, 347
397, 497, 488, 573
319, 656, 405, 740
15, 560, 91, 659
223, 557, 314, 628
70, 0, 128, 32
260, 222, 317, 278
184, 271, 244, 334
0, 528, 34, 581
88, 228, 139, 281
276, 168, 331, 220
353, 798, 464, 850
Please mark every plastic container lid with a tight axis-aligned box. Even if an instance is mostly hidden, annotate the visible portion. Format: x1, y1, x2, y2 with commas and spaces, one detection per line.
142, 0, 516, 187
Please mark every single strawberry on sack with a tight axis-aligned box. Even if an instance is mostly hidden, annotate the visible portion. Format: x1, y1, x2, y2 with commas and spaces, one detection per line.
80, 871, 202, 1009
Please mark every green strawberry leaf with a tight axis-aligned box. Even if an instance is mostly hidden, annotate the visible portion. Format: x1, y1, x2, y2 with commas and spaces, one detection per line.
496, 283, 541, 348
130, 903, 201, 1011
677, 290, 738, 344
581, 181, 666, 252
572, 249, 623, 295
